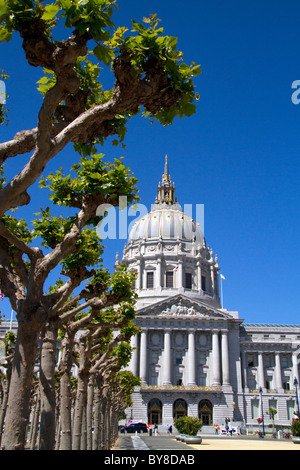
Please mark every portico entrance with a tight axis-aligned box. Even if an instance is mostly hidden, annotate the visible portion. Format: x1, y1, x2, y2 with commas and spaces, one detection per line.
173, 399, 187, 420
148, 398, 163, 425
198, 399, 213, 425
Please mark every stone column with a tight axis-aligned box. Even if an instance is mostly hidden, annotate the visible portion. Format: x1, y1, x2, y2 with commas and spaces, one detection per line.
257, 352, 264, 389
129, 334, 139, 377
292, 352, 300, 384
221, 330, 230, 385
163, 329, 172, 385
275, 353, 283, 390
135, 260, 141, 289
197, 261, 202, 292
178, 260, 183, 289
241, 351, 248, 390
188, 330, 196, 385
140, 330, 148, 384
212, 330, 221, 386
156, 258, 161, 289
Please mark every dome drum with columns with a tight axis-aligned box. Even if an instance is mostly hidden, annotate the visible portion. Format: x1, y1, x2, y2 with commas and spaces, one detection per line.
121, 158, 300, 431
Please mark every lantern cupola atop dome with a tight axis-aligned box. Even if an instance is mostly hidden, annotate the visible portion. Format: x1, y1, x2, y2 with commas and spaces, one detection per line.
155, 155, 177, 206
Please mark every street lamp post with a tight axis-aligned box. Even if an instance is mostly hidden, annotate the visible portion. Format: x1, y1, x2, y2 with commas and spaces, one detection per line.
259, 387, 265, 436
294, 378, 300, 419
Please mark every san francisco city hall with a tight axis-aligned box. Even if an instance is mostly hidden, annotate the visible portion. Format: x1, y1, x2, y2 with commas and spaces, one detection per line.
122, 157, 300, 431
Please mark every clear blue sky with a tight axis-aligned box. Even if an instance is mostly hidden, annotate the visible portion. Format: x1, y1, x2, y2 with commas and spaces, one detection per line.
1, 0, 299, 324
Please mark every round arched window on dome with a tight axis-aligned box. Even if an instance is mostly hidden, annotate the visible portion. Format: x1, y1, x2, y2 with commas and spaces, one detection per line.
148, 398, 163, 425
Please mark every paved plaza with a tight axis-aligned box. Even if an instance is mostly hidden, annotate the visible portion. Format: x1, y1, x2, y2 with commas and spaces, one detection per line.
113, 433, 300, 451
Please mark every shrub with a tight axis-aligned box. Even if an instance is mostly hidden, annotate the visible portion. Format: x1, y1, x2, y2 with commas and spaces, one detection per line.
175, 417, 203, 436
291, 419, 300, 437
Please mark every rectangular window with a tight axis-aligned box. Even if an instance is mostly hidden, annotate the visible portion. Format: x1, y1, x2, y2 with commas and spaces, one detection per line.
283, 380, 290, 391
199, 353, 206, 365
251, 399, 260, 419
201, 275, 206, 291
199, 373, 206, 387
288, 401, 295, 420
269, 399, 277, 412
176, 353, 183, 365
166, 271, 173, 288
185, 272, 192, 289
147, 271, 154, 288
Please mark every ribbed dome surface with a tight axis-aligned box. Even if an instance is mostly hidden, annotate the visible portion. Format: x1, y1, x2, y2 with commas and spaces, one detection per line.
128, 204, 204, 244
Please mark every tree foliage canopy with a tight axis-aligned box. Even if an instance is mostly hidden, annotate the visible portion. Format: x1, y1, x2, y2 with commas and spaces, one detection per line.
0, 0, 200, 450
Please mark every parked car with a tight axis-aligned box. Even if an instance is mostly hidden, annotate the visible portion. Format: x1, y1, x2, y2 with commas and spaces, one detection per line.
121, 423, 148, 434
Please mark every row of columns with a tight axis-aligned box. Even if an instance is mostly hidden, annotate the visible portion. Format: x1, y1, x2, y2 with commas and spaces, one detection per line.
130, 329, 230, 387
134, 258, 218, 295
242, 350, 300, 390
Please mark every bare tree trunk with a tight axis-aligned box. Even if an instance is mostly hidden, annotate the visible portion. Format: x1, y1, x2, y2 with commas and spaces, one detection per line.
39, 322, 58, 450
87, 374, 94, 450
30, 391, 41, 450
1, 318, 41, 450
0, 374, 10, 446
80, 404, 87, 450
99, 393, 107, 450
105, 402, 111, 450
92, 383, 101, 450
72, 372, 88, 450
59, 331, 74, 450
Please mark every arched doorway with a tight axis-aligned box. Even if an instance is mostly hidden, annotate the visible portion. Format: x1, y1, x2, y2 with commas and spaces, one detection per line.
198, 399, 213, 425
173, 399, 188, 420
148, 398, 163, 425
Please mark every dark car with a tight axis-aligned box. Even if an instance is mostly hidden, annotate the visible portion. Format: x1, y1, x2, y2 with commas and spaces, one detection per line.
121, 423, 148, 434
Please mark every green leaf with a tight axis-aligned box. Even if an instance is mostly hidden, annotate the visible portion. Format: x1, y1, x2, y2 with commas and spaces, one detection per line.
93, 45, 115, 66
182, 103, 196, 117
42, 3, 60, 21
0, 1, 8, 17
0, 26, 12, 43
191, 65, 201, 76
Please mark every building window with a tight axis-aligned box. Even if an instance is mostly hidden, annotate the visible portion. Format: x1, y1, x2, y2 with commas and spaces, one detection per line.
251, 399, 260, 419
248, 375, 256, 391
266, 377, 273, 390
147, 271, 154, 289
199, 373, 207, 387
201, 275, 206, 291
283, 380, 290, 391
199, 353, 206, 365
166, 271, 173, 288
269, 400, 277, 413
185, 272, 192, 289
264, 355, 272, 367
175, 353, 183, 365
287, 401, 295, 420
281, 356, 289, 368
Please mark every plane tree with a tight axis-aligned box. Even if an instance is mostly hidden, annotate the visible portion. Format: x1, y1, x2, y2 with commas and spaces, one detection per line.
0, 154, 139, 450
0, 0, 201, 450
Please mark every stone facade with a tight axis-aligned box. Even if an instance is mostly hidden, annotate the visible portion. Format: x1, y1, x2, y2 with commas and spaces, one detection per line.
122, 158, 300, 430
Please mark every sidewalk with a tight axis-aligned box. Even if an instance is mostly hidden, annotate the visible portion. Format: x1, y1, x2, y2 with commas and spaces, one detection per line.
113, 433, 300, 451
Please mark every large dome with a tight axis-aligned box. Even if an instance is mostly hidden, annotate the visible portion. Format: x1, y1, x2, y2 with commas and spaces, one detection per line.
122, 156, 220, 311
128, 204, 204, 245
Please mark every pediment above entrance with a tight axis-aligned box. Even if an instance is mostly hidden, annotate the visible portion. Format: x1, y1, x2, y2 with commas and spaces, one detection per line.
137, 294, 233, 320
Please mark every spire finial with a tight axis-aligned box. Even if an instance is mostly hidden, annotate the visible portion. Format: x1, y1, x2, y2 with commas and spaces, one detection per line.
163, 154, 170, 183
155, 155, 176, 205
